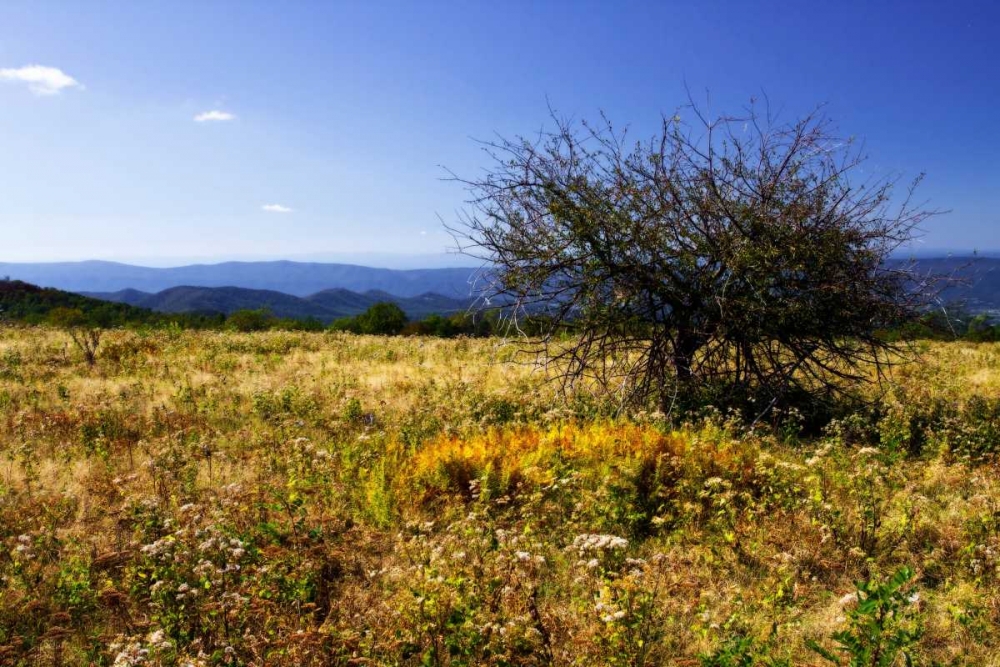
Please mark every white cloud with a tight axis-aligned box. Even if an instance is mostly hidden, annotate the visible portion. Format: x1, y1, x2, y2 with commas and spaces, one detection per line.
0, 65, 83, 96
262, 204, 293, 213
194, 110, 236, 122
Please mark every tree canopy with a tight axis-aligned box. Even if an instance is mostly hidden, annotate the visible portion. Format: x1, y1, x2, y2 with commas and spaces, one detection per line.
454, 100, 939, 419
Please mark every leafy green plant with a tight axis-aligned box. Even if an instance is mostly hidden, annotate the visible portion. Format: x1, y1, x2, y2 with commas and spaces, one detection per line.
807, 566, 922, 667
699, 632, 790, 667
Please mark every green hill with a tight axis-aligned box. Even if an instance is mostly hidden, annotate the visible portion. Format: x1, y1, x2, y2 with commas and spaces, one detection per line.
83, 285, 473, 323
0, 279, 156, 325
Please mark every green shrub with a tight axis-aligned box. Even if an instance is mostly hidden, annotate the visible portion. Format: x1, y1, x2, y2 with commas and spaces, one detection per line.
807, 566, 922, 667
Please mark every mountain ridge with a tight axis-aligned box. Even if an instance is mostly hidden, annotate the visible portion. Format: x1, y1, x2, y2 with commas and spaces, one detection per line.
82, 285, 474, 322
0, 260, 484, 298
7, 257, 1000, 317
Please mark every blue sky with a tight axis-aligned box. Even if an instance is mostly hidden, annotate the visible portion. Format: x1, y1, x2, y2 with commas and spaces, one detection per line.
1, 1, 997, 266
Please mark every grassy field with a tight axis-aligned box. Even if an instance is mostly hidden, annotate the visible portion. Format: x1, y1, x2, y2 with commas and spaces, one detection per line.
2, 327, 1000, 665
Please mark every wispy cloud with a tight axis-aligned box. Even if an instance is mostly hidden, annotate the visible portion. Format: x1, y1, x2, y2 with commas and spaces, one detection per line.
262, 204, 293, 213
0, 65, 83, 96
194, 110, 236, 122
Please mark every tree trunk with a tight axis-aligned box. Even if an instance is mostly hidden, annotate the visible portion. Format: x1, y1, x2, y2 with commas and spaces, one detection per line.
672, 329, 701, 383
661, 328, 702, 414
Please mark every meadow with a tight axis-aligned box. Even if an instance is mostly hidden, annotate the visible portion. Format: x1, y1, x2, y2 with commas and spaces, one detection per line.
2, 326, 1000, 665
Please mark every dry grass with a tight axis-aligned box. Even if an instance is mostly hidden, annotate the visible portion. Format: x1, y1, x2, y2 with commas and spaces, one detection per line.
1, 326, 999, 665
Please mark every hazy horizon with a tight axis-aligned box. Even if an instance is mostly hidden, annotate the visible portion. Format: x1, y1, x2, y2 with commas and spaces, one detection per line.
4, 246, 1000, 273
0, 251, 485, 270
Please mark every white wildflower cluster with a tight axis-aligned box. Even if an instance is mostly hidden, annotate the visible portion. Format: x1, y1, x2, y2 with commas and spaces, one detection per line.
594, 589, 627, 624
571, 534, 628, 554
478, 616, 542, 643
148, 629, 173, 651
196, 530, 246, 563
289, 436, 333, 468
12, 534, 35, 560
624, 557, 647, 578
110, 638, 148, 667
969, 542, 1000, 576
856, 446, 881, 457
140, 506, 251, 615
805, 441, 835, 467
218, 483, 244, 508
512, 550, 545, 565
108, 630, 174, 667
541, 474, 578, 492
492, 527, 546, 566
174, 582, 197, 602
404, 520, 436, 535
773, 459, 805, 472
140, 535, 176, 561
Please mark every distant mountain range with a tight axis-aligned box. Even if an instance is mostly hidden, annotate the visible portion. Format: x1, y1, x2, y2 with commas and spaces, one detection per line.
81, 285, 474, 322
0, 260, 484, 298
899, 256, 1000, 314
4, 257, 1000, 323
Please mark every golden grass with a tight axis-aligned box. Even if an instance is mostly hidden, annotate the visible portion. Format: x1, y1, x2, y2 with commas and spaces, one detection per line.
1, 327, 1000, 664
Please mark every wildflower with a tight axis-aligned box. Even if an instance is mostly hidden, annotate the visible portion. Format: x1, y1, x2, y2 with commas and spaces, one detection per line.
572, 534, 628, 553
838, 592, 858, 607
148, 629, 172, 650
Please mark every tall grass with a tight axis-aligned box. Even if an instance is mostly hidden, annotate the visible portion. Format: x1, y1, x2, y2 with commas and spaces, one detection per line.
1, 327, 999, 665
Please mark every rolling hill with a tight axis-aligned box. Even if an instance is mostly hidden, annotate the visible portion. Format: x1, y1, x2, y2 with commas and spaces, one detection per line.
0, 279, 155, 324
0, 260, 483, 298
7, 257, 1000, 324
82, 285, 474, 322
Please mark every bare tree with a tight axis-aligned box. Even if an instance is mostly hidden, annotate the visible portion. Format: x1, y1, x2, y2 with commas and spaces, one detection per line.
451, 99, 940, 419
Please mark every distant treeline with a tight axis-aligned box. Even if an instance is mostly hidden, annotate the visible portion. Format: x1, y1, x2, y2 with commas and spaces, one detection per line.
224, 302, 507, 337
5, 277, 999, 341
0, 278, 519, 337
